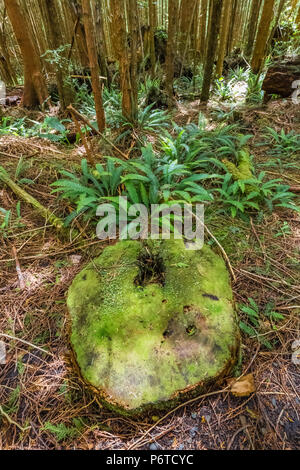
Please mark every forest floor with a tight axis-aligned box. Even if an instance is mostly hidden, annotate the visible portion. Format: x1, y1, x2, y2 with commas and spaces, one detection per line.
0, 98, 299, 450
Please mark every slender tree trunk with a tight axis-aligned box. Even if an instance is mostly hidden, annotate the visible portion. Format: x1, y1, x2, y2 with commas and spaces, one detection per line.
227, 0, 237, 54
201, 0, 223, 102
245, 0, 262, 59
198, 0, 209, 62
110, 0, 137, 122
95, 0, 110, 86
0, 25, 17, 85
297, 6, 300, 28
266, 0, 286, 52
216, 0, 232, 77
82, 0, 105, 132
149, 0, 156, 78
128, 0, 139, 122
4, 0, 49, 108
64, 1, 89, 68
251, 0, 276, 74
166, 0, 179, 107
44, 0, 73, 110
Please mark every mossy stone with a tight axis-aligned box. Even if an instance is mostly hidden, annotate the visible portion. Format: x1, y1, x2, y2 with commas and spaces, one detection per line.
67, 240, 239, 415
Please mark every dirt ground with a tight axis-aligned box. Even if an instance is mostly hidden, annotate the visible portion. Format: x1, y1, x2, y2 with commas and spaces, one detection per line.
0, 99, 299, 450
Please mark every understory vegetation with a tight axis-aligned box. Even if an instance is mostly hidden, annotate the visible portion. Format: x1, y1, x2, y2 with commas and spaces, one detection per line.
0, 0, 299, 453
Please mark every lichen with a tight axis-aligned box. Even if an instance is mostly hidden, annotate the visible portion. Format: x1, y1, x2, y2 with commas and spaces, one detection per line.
67, 239, 240, 415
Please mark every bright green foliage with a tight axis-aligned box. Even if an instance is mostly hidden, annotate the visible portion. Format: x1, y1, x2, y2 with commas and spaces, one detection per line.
51, 158, 123, 224
116, 103, 170, 142
215, 171, 299, 218
261, 127, 300, 157
246, 72, 264, 103
52, 144, 215, 228
0, 115, 72, 143
43, 418, 84, 442
214, 77, 234, 101
239, 298, 284, 350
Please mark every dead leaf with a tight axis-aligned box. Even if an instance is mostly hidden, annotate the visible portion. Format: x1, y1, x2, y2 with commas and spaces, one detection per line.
230, 373, 256, 397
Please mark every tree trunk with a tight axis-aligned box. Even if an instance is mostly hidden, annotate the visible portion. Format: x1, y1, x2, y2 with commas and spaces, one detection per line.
251, 0, 276, 74
110, 0, 137, 122
227, 0, 237, 54
128, 0, 139, 122
216, 0, 232, 77
201, 0, 223, 102
149, 0, 156, 78
245, 0, 262, 59
82, 0, 106, 132
4, 0, 49, 108
166, 0, 179, 107
43, 0, 73, 110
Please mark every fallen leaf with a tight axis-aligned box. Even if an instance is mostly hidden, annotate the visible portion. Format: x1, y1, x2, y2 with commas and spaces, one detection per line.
230, 373, 256, 397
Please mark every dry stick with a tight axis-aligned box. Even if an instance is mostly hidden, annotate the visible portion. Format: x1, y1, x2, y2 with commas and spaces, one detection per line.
11, 245, 25, 289
227, 424, 252, 450
185, 206, 236, 282
250, 217, 266, 261
0, 405, 31, 432
129, 344, 260, 450
127, 388, 228, 450
0, 166, 67, 235
0, 333, 55, 357
67, 105, 129, 160
67, 16, 80, 62
69, 107, 95, 165
204, 224, 236, 282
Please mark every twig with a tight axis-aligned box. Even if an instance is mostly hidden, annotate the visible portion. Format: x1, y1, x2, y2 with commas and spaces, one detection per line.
184, 206, 236, 282
11, 245, 25, 289
69, 106, 95, 165
67, 105, 129, 160
227, 424, 252, 450
0, 333, 55, 357
250, 217, 266, 260
204, 224, 236, 282
0, 405, 31, 432
127, 387, 230, 450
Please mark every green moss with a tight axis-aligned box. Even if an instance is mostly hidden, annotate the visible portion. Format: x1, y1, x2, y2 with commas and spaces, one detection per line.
67, 240, 239, 415
223, 148, 254, 192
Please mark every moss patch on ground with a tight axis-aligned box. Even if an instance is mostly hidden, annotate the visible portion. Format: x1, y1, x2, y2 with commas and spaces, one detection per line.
67, 239, 240, 415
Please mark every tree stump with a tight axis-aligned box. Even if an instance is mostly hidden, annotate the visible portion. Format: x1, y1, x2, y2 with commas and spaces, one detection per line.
67, 240, 240, 415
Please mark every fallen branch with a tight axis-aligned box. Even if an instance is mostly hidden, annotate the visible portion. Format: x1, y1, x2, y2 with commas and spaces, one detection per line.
0, 165, 67, 235
0, 405, 31, 433
0, 333, 55, 357
67, 105, 129, 160
12, 245, 25, 289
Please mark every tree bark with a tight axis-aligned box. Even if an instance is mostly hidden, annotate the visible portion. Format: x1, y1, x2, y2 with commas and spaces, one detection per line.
4, 0, 49, 108
166, 0, 179, 107
245, 0, 262, 59
43, 0, 73, 110
110, 0, 137, 122
201, 0, 223, 102
216, 0, 232, 77
148, 0, 156, 78
251, 0, 276, 74
82, 0, 106, 132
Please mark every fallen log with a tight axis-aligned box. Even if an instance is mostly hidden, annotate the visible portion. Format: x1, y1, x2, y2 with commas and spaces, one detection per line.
262, 57, 300, 102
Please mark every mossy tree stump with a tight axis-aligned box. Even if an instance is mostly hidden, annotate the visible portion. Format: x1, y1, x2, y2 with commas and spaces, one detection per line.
67, 240, 240, 415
